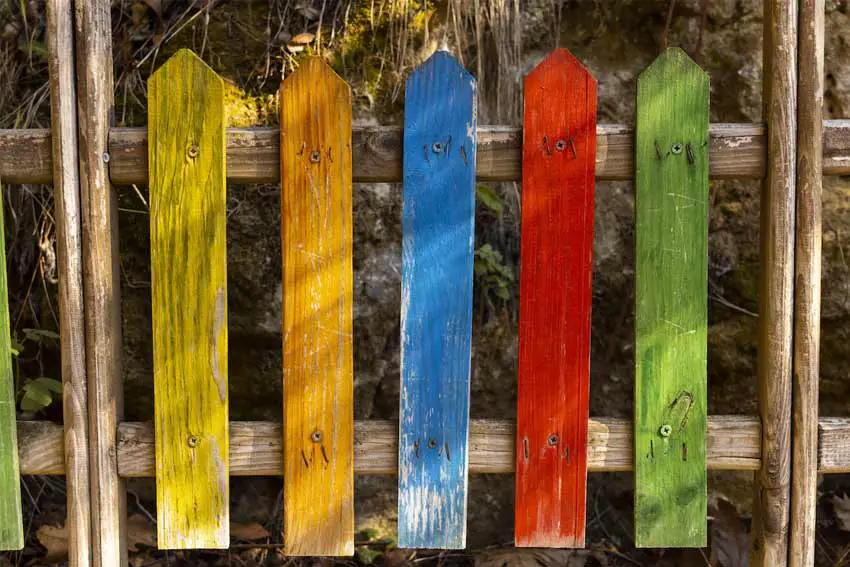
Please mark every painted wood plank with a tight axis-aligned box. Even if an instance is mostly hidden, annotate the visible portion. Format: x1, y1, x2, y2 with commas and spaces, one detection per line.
148, 49, 229, 550
398, 51, 476, 550
0, 177, 23, 551
515, 48, 596, 549
280, 57, 354, 557
634, 47, 710, 548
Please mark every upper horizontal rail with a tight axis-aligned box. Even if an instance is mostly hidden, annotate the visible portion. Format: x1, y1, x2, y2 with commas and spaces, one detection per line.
1, 122, 847, 185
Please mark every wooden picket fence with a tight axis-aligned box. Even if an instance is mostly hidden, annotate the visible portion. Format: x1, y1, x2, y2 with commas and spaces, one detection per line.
0, 0, 842, 565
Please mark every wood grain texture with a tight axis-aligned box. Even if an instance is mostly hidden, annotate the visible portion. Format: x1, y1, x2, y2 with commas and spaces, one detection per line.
0, 177, 23, 550
634, 48, 709, 549
398, 51, 476, 550
73, 0, 126, 563
790, 2, 823, 566
515, 48, 596, 549
9, 121, 850, 185
103, 123, 766, 184
148, 49, 229, 550
280, 57, 354, 557
751, 2, 797, 565
47, 0, 92, 562
108, 416, 763, 478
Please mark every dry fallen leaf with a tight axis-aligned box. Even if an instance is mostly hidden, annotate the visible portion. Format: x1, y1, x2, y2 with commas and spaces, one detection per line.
231, 521, 271, 541
36, 524, 68, 564
709, 497, 749, 567
126, 514, 156, 551
475, 549, 587, 567
832, 493, 850, 531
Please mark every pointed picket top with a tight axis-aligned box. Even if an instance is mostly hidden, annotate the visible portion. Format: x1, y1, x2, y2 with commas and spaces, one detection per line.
515, 47, 597, 549
638, 47, 709, 87
148, 47, 229, 550
149, 48, 224, 90
526, 47, 595, 83
409, 49, 475, 84
283, 56, 350, 91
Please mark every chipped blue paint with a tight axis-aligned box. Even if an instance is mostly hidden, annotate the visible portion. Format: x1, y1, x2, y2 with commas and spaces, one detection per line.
398, 51, 477, 550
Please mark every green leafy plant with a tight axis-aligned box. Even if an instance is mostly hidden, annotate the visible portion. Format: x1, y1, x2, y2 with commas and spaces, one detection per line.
474, 243, 514, 301
20, 377, 62, 412
12, 328, 62, 413
476, 184, 503, 214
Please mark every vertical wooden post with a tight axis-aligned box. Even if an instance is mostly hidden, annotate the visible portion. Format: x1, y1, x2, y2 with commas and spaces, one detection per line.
47, 0, 91, 563
398, 51, 476, 550
73, 0, 127, 564
634, 47, 709, 548
280, 57, 355, 557
0, 176, 23, 551
515, 48, 596, 549
789, 1, 823, 566
149, 49, 229, 550
751, 1, 797, 565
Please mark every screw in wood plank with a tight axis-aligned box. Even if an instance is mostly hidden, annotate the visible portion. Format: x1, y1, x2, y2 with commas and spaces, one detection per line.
547, 434, 559, 446
309, 150, 321, 163
310, 429, 323, 443
659, 424, 672, 437
555, 139, 567, 152
102, 152, 110, 163
427, 439, 437, 449
671, 143, 683, 155
187, 144, 200, 159
187, 435, 200, 448
431, 142, 443, 154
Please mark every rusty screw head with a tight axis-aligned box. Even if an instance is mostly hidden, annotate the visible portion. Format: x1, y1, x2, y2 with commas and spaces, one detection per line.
310, 430, 323, 443
547, 434, 559, 446
555, 139, 567, 152
659, 424, 672, 438
309, 150, 321, 163
427, 439, 437, 449
431, 142, 443, 154
187, 435, 200, 448
671, 143, 683, 155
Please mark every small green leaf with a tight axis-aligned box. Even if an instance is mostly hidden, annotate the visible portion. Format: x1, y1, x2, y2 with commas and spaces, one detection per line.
476, 184, 503, 214
31, 377, 63, 394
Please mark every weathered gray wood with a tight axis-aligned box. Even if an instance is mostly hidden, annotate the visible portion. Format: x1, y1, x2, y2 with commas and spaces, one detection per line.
4, 122, 850, 185
751, 1, 797, 566
24, 417, 850, 476
47, 0, 91, 563
790, 1, 824, 566
73, 0, 126, 565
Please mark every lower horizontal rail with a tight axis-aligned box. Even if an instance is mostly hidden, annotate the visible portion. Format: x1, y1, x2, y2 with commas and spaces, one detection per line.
19, 417, 760, 475
23, 417, 850, 475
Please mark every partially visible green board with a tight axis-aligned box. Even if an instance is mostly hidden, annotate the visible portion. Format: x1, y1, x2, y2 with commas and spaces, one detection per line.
634, 47, 709, 548
0, 177, 23, 550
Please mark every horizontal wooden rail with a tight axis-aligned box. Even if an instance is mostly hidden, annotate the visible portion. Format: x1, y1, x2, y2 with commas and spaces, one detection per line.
16, 417, 758, 475
18, 416, 850, 476
0, 122, 846, 185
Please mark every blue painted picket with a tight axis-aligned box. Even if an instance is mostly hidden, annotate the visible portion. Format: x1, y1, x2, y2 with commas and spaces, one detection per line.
398, 51, 477, 550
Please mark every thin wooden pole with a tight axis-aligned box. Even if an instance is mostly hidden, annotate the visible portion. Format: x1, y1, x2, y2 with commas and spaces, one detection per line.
46, 1, 91, 565
790, 0, 824, 566
73, 1, 126, 565
751, 1, 797, 565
